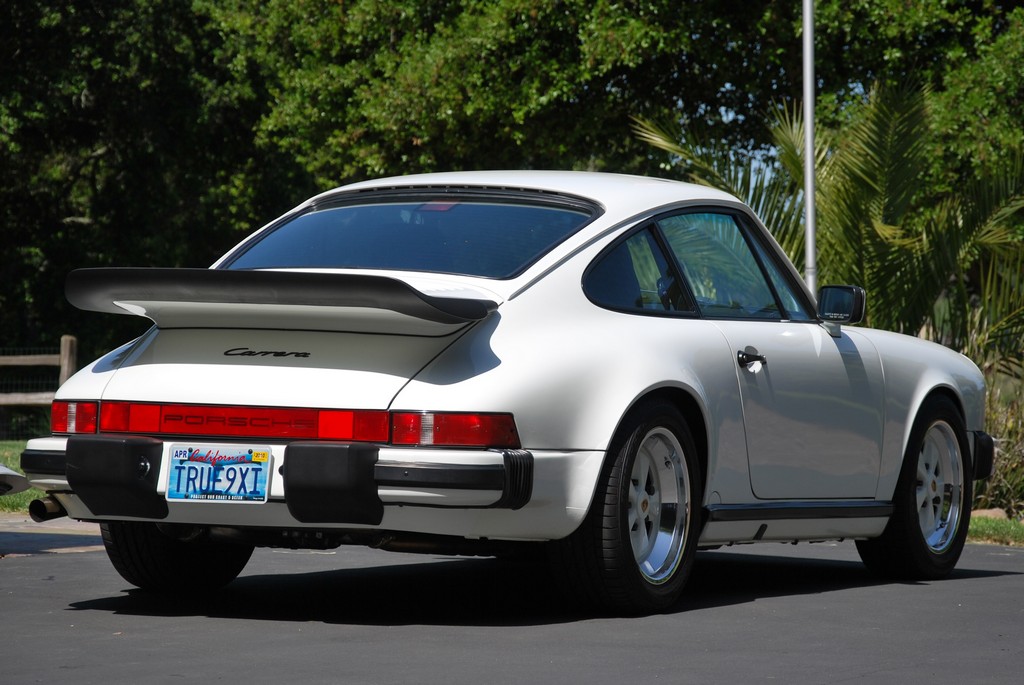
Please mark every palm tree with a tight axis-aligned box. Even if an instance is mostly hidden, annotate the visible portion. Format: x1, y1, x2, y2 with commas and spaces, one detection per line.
634, 82, 1024, 378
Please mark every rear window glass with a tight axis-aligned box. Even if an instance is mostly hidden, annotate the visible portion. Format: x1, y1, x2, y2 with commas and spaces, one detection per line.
224, 198, 596, 278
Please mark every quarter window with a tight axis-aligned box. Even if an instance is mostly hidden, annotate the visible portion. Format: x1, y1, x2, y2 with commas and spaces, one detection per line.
585, 229, 693, 313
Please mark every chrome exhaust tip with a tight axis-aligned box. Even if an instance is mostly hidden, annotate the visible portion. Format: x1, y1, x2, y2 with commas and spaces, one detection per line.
28, 496, 68, 523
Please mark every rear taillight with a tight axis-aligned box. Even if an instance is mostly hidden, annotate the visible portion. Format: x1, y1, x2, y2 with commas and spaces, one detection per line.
51, 401, 99, 434
68, 401, 516, 448
319, 409, 390, 442
391, 412, 521, 448
96, 402, 389, 441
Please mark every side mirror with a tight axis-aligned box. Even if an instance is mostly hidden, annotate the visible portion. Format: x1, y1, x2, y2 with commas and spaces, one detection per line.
817, 285, 866, 328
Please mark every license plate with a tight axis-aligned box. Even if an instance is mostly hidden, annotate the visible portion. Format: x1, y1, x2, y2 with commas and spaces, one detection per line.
166, 444, 271, 503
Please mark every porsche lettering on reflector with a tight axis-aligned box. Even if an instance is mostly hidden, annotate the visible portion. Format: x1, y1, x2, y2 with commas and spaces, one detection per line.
166, 444, 271, 503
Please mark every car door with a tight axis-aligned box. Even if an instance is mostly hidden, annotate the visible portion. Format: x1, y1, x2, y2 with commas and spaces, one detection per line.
656, 210, 885, 500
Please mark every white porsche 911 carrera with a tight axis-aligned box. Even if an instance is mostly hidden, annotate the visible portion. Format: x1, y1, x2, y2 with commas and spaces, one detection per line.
21, 171, 993, 613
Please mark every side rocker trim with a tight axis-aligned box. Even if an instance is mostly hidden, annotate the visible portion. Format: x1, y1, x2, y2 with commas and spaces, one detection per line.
706, 500, 895, 522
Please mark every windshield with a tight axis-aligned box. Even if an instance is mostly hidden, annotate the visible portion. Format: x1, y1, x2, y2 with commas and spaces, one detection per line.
224, 196, 596, 278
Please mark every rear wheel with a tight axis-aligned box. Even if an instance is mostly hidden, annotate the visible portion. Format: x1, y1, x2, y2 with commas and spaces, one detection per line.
856, 395, 972, 579
552, 401, 701, 614
101, 521, 254, 593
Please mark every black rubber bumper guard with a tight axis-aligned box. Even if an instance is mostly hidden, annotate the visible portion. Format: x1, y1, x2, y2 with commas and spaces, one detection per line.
283, 442, 534, 524
973, 431, 995, 480
25, 435, 534, 525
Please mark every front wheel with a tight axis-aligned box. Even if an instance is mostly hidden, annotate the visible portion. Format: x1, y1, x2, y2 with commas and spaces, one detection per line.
856, 395, 972, 579
101, 521, 254, 593
552, 401, 702, 614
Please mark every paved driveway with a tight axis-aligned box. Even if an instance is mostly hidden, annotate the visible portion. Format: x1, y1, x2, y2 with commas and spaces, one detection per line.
2, 514, 1022, 684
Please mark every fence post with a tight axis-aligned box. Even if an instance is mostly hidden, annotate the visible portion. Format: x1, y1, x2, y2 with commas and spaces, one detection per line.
59, 335, 77, 386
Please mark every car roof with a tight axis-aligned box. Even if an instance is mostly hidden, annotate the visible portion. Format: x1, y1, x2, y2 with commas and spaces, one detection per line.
310, 170, 740, 214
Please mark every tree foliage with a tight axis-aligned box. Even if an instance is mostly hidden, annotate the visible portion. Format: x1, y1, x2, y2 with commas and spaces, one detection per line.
199, 0, 814, 184
1, 1, 311, 358
2, 0, 1023, 366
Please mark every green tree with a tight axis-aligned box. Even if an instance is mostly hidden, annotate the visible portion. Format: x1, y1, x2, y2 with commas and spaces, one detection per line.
813, 2, 1024, 178
200, 0, 817, 184
4, 0, 1023, 367
929, 7, 1024, 178
196, 0, 1024, 207
0, 1, 310, 359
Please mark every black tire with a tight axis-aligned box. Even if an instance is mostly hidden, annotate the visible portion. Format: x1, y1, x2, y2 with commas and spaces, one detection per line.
856, 395, 973, 579
101, 521, 254, 593
551, 400, 702, 614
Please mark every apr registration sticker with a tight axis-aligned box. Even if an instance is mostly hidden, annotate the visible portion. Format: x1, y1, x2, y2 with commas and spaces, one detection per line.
166, 444, 271, 503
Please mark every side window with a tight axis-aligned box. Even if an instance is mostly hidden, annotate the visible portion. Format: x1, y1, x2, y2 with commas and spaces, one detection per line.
585, 229, 694, 313
749, 236, 816, 321
657, 213, 781, 320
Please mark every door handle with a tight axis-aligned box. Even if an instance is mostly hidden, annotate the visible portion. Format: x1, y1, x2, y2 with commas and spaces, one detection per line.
737, 350, 767, 368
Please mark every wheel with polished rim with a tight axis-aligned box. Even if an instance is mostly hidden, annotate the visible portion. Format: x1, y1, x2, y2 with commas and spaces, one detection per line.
916, 418, 965, 554
627, 425, 691, 584
856, 395, 972, 579
552, 400, 701, 613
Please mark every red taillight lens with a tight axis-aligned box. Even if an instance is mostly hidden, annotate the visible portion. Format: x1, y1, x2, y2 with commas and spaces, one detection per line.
318, 409, 389, 442
99, 402, 161, 433
158, 404, 319, 438
80, 402, 519, 447
391, 412, 520, 448
95, 402, 390, 441
51, 401, 99, 434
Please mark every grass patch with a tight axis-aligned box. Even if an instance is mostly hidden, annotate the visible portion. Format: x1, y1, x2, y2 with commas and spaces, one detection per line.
0, 440, 41, 514
968, 516, 1024, 546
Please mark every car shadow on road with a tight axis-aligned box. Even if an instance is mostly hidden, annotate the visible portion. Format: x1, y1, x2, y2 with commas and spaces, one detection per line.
66, 545, 1019, 626
680, 546, 1016, 612
73, 555, 579, 626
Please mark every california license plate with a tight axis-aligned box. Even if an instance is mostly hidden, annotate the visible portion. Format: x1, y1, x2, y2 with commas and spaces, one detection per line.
166, 444, 271, 503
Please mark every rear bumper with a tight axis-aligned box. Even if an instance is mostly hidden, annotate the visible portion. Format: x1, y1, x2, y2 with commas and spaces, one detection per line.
22, 435, 533, 526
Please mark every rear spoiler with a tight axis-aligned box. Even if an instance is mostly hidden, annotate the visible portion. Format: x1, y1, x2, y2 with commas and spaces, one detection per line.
66, 268, 498, 334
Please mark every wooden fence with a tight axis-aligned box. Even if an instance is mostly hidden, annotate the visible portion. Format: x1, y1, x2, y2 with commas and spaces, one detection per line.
0, 335, 77, 407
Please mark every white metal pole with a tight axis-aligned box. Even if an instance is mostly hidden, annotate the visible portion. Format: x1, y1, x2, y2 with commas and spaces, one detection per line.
803, 0, 818, 296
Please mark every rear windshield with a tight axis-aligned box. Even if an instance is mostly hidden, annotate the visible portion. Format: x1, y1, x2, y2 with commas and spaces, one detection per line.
224, 196, 596, 278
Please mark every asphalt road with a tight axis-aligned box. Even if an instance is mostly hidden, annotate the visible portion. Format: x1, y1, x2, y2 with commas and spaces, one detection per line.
2, 514, 1022, 684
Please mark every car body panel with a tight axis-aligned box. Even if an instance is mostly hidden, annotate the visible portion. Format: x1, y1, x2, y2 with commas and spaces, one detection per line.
713, 320, 886, 499
852, 328, 987, 499
97, 327, 460, 410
